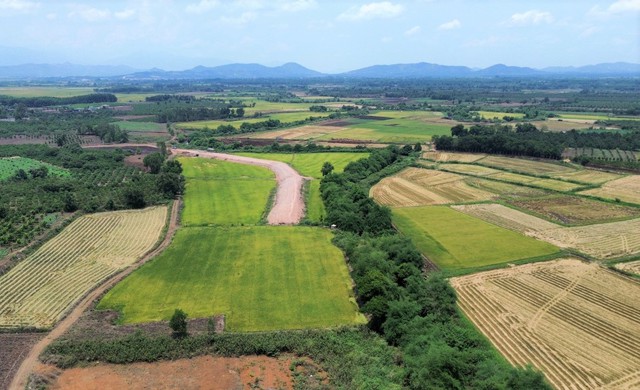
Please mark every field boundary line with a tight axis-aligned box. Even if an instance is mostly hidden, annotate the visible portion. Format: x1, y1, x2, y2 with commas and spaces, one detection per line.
9, 199, 181, 390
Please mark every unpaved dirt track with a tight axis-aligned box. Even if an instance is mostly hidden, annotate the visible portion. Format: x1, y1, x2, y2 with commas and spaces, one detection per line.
175, 149, 305, 225
9, 199, 181, 390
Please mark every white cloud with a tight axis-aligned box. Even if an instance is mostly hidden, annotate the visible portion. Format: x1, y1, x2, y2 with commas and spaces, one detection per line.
508, 10, 554, 26
0, 0, 38, 11
404, 25, 421, 36
115, 9, 136, 20
338, 2, 404, 21
219, 11, 257, 25
580, 26, 600, 38
381, 36, 393, 43
68, 5, 111, 22
438, 19, 461, 30
608, 0, 640, 13
279, 0, 316, 12
46, 12, 57, 20
185, 0, 218, 13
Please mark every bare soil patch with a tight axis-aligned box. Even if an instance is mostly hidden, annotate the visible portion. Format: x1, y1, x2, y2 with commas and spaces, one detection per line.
46, 355, 294, 390
0, 333, 43, 390
451, 258, 640, 390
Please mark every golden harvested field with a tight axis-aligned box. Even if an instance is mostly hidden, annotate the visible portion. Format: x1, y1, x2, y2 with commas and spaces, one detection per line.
441, 164, 585, 192
454, 203, 640, 259
371, 168, 496, 207
451, 258, 640, 390
616, 261, 640, 276
465, 178, 550, 198
421, 151, 486, 163
0, 207, 167, 329
480, 156, 576, 176
551, 169, 624, 185
580, 175, 640, 205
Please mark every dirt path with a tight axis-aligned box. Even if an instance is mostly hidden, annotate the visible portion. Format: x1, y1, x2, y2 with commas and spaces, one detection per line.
9, 199, 182, 390
174, 149, 305, 225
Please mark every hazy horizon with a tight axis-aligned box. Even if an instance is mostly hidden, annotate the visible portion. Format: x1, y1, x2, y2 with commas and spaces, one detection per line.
0, 0, 638, 73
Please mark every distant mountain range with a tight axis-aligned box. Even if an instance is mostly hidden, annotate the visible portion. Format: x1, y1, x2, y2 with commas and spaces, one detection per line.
0, 61, 638, 80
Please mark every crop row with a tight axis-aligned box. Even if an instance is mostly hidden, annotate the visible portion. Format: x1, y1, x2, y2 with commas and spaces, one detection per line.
0, 206, 167, 329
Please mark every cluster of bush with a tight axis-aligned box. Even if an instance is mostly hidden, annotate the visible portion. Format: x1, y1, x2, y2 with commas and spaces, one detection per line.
320, 148, 551, 389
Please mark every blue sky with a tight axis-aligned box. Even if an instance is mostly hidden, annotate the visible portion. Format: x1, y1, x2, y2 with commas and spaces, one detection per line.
0, 0, 638, 72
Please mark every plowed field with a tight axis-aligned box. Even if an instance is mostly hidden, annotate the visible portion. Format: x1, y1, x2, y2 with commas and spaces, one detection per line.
451, 259, 640, 390
0, 207, 167, 329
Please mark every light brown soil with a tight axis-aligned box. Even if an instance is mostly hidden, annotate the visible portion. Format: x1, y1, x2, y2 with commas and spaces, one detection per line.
175, 149, 305, 225
9, 199, 181, 390
46, 355, 293, 390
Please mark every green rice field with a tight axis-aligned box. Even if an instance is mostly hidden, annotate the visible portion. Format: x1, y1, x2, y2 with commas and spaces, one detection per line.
98, 225, 365, 331
392, 206, 560, 271
178, 157, 275, 225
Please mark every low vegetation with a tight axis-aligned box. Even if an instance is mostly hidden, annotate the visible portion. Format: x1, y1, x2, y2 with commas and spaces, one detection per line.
98, 225, 364, 331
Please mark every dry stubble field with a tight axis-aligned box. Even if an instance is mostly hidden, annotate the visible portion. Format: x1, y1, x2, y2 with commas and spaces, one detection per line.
453, 203, 640, 259
371, 167, 496, 207
0, 206, 167, 329
451, 258, 640, 390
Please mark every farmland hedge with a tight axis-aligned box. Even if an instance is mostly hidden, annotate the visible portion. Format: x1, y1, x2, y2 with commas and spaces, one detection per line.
320, 149, 552, 389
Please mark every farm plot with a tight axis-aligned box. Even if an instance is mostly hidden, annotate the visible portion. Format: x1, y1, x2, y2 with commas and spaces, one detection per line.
98, 226, 365, 331
421, 151, 486, 163
451, 259, 640, 390
237, 124, 346, 140
478, 156, 576, 177
312, 111, 457, 143
580, 175, 640, 205
507, 195, 640, 225
178, 157, 275, 226
0, 157, 70, 180
392, 206, 560, 271
371, 168, 496, 207
616, 261, 640, 276
177, 111, 331, 130
440, 163, 585, 192
0, 206, 167, 329
455, 203, 640, 259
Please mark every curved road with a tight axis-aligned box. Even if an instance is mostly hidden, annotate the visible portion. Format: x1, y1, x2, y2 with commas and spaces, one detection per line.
10, 149, 307, 388
175, 149, 305, 225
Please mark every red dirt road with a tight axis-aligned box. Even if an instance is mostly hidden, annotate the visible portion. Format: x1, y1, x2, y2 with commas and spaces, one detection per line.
175, 149, 305, 225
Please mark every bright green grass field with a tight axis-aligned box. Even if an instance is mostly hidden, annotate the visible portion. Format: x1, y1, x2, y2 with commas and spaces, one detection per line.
318, 111, 451, 143
0, 157, 70, 180
177, 111, 331, 130
235, 152, 368, 222
0, 87, 94, 98
98, 226, 365, 331
392, 206, 560, 271
111, 121, 166, 132
178, 157, 275, 225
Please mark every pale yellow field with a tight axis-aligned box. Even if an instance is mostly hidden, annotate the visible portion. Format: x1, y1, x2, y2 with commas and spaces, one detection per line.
455, 203, 640, 259
421, 151, 487, 162
551, 169, 624, 185
580, 175, 640, 205
451, 258, 640, 390
440, 163, 585, 192
616, 261, 640, 276
0, 207, 167, 329
479, 156, 576, 176
237, 125, 345, 140
370, 168, 496, 207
